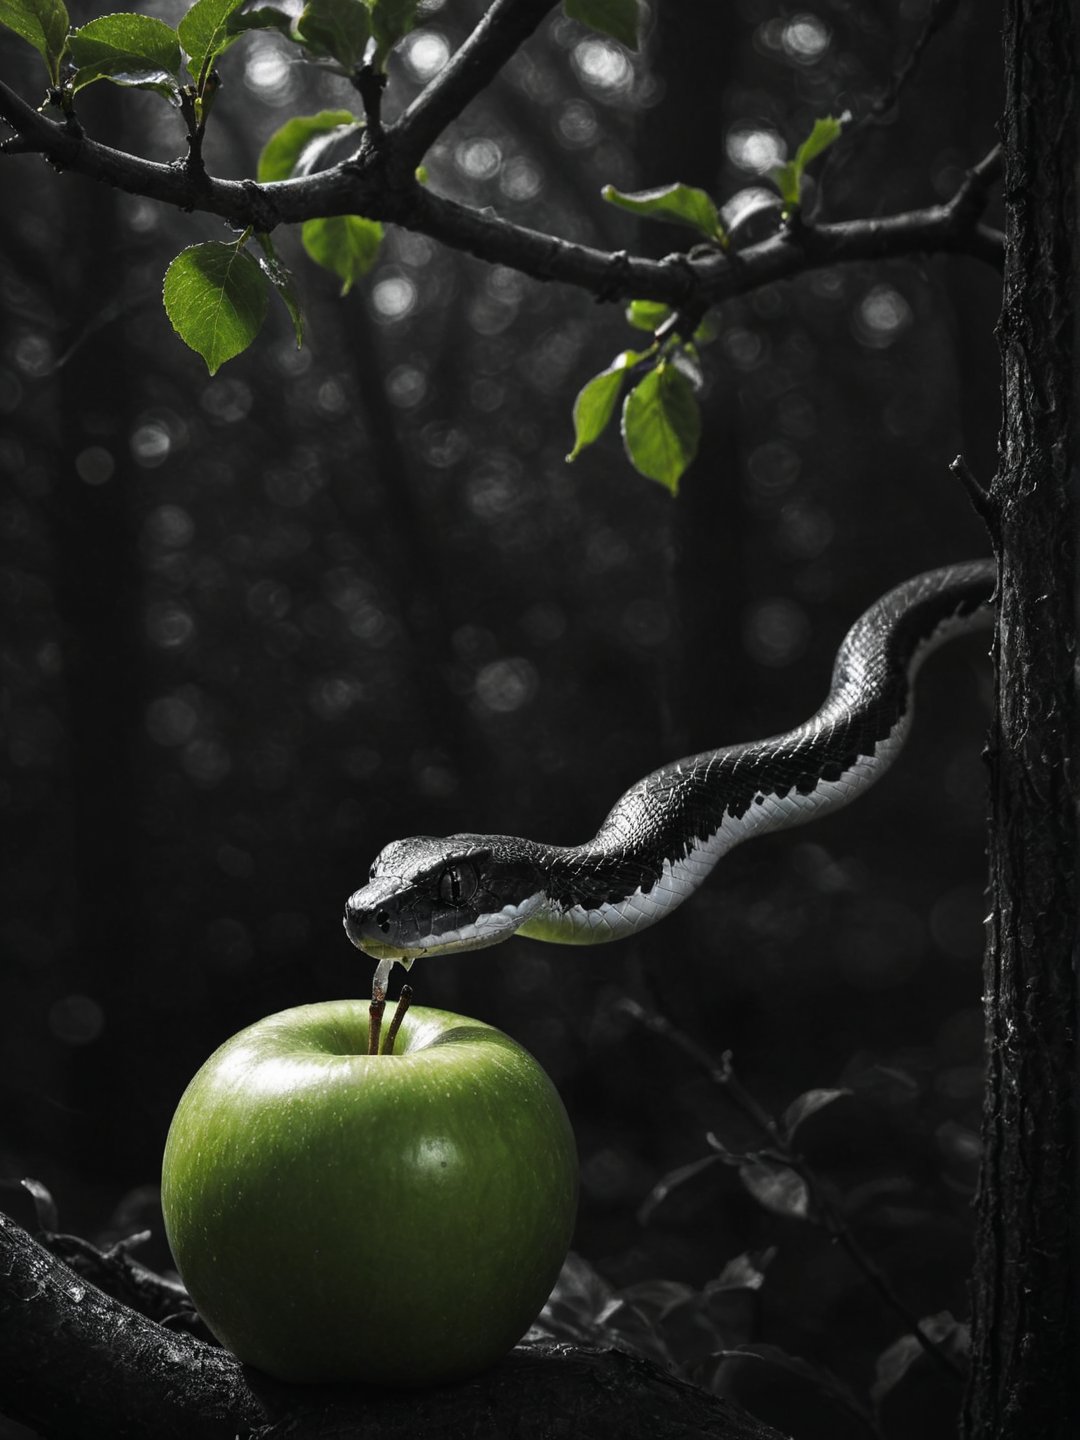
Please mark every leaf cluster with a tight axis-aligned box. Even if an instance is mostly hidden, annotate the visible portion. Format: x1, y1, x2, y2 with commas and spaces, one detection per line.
568, 115, 846, 492
0, 0, 646, 374
567, 331, 704, 495
0, 0, 420, 368
612, 998, 973, 1430
0, 0, 421, 100
536, 1240, 967, 1437
0, 0, 997, 494
160, 105, 391, 375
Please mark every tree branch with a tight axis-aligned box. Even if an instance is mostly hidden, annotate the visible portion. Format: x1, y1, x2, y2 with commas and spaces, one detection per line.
866, 0, 963, 122
389, 0, 558, 167
0, 70, 1004, 306
0, 1210, 266, 1440
949, 453, 1001, 547
40, 1227, 208, 1335
0, 1211, 791, 1440
947, 145, 1004, 245
390, 173, 1004, 304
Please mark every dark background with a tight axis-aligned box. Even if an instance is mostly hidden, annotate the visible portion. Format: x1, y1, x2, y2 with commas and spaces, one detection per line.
1, 1, 1003, 1434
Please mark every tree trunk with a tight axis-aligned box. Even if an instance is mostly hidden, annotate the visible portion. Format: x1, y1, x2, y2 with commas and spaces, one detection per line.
964, 2, 1080, 1435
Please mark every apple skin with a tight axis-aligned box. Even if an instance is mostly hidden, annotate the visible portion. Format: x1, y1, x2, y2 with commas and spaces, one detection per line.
160, 1000, 577, 1387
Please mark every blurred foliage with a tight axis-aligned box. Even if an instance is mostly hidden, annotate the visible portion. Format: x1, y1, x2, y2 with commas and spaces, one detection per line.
0, 1, 1002, 1435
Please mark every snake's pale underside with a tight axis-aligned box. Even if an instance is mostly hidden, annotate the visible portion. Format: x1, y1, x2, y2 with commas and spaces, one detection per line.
344, 561, 995, 966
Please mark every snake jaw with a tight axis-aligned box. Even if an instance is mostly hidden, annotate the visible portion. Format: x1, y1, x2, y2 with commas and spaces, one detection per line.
342, 893, 540, 960
343, 833, 547, 959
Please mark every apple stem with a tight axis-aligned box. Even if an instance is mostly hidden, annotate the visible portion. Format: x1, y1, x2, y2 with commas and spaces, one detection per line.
368, 962, 391, 1055
368, 995, 385, 1055
381, 984, 413, 1055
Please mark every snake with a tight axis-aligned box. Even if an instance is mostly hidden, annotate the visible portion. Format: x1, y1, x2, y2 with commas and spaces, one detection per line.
344, 561, 995, 971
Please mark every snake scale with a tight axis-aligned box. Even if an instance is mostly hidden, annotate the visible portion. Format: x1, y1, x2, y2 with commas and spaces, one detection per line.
344, 561, 995, 968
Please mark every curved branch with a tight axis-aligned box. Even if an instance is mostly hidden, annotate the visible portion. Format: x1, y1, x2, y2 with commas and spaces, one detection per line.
391, 172, 1005, 305
865, 0, 963, 123
389, 0, 558, 167
0, 72, 1004, 305
0, 1211, 265, 1440
0, 1212, 789, 1440
949, 143, 1003, 221
0, 77, 273, 224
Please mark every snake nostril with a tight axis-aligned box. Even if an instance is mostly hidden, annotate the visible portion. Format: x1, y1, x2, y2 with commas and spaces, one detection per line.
376, 909, 390, 933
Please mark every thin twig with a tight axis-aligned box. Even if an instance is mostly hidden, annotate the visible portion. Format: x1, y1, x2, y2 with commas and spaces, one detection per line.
619, 998, 967, 1383
381, 983, 413, 1055
949, 453, 1001, 546
623, 1003, 785, 1142
818, 0, 967, 201
368, 993, 386, 1055
866, 0, 963, 123
40, 1230, 205, 1334
393, 169, 1005, 309
389, 0, 557, 167
353, 64, 387, 135
947, 146, 1003, 227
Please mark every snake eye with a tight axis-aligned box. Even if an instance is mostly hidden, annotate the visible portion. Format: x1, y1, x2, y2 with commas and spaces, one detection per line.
438, 862, 478, 907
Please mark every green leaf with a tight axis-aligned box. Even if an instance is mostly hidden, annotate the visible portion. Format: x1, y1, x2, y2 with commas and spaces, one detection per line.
771, 162, 800, 211
564, 0, 640, 50
257, 109, 359, 183
625, 298, 671, 333
255, 233, 304, 347
0, 0, 70, 84
669, 344, 702, 389
163, 241, 268, 374
771, 113, 847, 211
368, 0, 417, 68
296, 0, 369, 67
301, 215, 383, 294
793, 113, 846, 170
566, 349, 644, 462
693, 311, 720, 345
69, 13, 182, 99
177, 0, 245, 82
621, 360, 700, 494
226, 6, 294, 39
602, 182, 721, 242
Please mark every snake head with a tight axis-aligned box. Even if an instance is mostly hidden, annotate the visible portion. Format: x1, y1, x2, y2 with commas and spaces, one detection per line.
343, 833, 546, 960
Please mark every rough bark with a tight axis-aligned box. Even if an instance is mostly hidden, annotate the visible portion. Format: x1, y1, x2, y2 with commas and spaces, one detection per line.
0, 1213, 791, 1440
963, 1, 1080, 1436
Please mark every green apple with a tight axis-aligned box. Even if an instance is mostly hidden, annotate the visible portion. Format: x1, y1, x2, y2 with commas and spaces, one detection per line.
160, 999, 577, 1387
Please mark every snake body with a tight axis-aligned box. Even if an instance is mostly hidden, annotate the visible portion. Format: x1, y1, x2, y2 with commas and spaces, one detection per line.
344, 561, 995, 963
